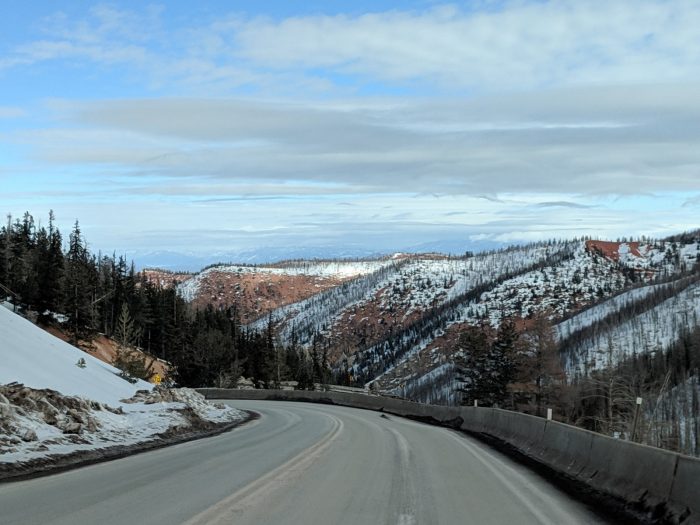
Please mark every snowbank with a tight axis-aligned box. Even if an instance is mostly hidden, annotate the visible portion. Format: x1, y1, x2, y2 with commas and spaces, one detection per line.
0, 384, 245, 465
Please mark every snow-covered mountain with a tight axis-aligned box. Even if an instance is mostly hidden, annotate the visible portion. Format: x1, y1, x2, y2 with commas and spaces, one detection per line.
163, 237, 700, 403
133, 247, 388, 272
132, 239, 506, 272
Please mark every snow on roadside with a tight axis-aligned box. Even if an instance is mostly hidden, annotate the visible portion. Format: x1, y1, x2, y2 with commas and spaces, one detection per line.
0, 384, 245, 465
0, 306, 245, 468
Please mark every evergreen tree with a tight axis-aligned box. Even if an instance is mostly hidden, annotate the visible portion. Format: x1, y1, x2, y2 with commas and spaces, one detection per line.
457, 323, 516, 407
0, 214, 10, 287
112, 303, 153, 382
114, 303, 139, 348
295, 350, 314, 390
64, 220, 94, 342
33, 212, 64, 319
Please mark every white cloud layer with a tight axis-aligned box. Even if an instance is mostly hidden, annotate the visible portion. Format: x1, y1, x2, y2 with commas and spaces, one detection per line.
233, 1, 700, 90
16, 87, 700, 197
4, 1, 700, 94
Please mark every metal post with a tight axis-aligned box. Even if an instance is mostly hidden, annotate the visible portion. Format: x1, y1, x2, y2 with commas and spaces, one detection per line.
631, 397, 643, 442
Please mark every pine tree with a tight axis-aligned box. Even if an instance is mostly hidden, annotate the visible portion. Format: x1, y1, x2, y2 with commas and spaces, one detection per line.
295, 350, 314, 390
0, 214, 10, 287
456, 323, 515, 407
64, 220, 93, 343
112, 303, 153, 382
34, 212, 64, 319
115, 303, 139, 348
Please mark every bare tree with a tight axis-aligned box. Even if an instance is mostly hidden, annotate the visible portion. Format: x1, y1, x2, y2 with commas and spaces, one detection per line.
518, 314, 565, 416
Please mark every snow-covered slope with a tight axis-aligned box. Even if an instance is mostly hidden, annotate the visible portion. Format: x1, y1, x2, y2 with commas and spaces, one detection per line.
0, 305, 245, 467
555, 284, 663, 341
563, 281, 700, 374
0, 305, 151, 405
177, 259, 393, 303
357, 239, 699, 402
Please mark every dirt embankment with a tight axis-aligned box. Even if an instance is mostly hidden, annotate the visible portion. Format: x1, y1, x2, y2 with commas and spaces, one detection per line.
41, 326, 169, 380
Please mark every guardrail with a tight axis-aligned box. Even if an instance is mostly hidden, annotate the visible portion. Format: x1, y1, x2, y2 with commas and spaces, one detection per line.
198, 388, 699, 524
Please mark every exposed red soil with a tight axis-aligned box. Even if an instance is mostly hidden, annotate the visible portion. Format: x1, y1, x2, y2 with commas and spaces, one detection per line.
143, 268, 352, 323
373, 321, 467, 391
585, 240, 642, 261
41, 325, 169, 380
372, 316, 537, 392
189, 271, 347, 323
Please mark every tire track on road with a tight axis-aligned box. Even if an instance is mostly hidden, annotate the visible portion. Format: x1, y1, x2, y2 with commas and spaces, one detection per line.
182, 413, 344, 525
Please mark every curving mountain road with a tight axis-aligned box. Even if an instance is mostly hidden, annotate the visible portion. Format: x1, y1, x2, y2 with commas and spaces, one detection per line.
0, 401, 607, 524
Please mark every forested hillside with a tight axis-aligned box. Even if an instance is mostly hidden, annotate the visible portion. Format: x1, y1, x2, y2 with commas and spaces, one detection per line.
0, 212, 331, 391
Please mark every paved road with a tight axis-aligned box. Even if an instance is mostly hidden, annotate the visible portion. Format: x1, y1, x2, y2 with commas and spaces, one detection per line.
0, 401, 607, 524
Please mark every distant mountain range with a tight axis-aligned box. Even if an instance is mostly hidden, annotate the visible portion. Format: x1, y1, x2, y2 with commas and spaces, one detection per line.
131, 239, 506, 271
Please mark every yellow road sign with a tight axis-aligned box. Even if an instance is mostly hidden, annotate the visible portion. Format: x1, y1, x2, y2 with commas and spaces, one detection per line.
151, 373, 162, 384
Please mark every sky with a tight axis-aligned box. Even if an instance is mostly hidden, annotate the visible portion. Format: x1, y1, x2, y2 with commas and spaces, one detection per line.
1, 0, 700, 266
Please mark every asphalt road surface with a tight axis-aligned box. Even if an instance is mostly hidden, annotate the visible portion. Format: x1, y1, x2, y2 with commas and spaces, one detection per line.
0, 401, 608, 524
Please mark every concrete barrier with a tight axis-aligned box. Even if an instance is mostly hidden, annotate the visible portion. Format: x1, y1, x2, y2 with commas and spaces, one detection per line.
488, 409, 548, 454
199, 388, 700, 523
458, 406, 491, 434
670, 455, 700, 521
587, 433, 679, 511
537, 420, 594, 478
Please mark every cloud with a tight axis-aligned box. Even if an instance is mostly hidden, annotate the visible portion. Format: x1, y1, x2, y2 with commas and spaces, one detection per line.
232, 1, 700, 91
535, 201, 597, 209
0, 107, 25, 118
683, 195, 700, 208
4, 2, 700, 95
16, 86, 700, 198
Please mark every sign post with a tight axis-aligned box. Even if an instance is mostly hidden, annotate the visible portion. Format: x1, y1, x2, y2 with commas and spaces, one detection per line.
631, 397, 643, 442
